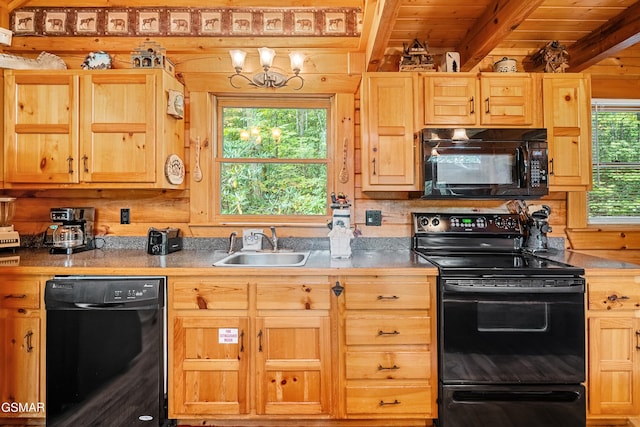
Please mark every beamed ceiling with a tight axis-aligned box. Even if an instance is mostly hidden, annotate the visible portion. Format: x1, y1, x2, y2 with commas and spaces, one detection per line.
4, 0, 640, 73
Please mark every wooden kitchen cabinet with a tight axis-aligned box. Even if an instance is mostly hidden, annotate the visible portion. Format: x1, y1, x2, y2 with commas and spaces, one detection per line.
421, 73, 540, 127
338, 274, 437, 420
543, 74, 592, 191
169, 277, 250, 417
255, 277, 332, 415
586, 273, 640, 418
3, 69, 185, 189
168, 275, 333, 419
0, 276, 45, 420
360, 73, 420, 191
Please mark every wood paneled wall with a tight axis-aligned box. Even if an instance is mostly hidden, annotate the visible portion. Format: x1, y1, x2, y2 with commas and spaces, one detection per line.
2, 41, 639, 244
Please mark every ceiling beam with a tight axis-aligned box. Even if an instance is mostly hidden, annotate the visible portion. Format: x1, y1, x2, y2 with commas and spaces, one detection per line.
364, 0, 402, 71
566, 0, 640, 72
456, 0, 545, 72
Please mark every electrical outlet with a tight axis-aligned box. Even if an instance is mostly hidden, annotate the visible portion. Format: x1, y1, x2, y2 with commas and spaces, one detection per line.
120, 208, 130, 224
365, 210, 382, 226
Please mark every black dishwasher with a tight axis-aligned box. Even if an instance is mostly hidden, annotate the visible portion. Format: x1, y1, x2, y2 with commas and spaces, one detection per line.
45, 276, 169, 426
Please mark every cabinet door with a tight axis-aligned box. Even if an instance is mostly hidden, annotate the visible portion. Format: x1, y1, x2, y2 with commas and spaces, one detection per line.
361, 73, 419, 190
255, 315, 331, 415
80, 73, 156, 183
171, 316, 249, 416
543, 75, 592, 190
0, 314, 41, 417
480, 74, 537, 126
4, 73, 79, 184
588, 317, 640, 416
423, 74, 478, 126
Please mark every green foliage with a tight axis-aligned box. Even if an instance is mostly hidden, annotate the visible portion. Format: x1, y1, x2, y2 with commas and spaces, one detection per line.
220, 106, 328, 216
590, 110, 640, 219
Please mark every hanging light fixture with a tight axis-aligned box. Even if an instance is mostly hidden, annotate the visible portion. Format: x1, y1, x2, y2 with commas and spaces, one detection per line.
229, 47, 305, 90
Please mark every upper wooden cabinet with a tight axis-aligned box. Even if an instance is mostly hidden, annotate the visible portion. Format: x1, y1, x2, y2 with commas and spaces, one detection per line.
360, 73, 420, 191
3, 69, 185, 189
421, 73, 541, 127
543, 74, 592, 191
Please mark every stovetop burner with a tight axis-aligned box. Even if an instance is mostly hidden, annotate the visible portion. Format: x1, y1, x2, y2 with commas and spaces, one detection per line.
413, 249, 584, 277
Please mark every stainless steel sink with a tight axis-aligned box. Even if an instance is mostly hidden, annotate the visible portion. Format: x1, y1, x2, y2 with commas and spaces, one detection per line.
213, 251, 310, 267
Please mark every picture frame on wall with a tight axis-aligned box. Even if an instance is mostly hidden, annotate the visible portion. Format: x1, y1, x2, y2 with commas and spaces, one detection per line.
106, 10, 130, 35
13, 10, 36, 34
74, 10, 99, 35
44, 10, 68, 34
168, 10, 191, 35
198, 11, 222, 35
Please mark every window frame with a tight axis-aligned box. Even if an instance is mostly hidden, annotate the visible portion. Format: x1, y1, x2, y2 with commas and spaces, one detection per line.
212, 95, 334, 225
588, 98, 640, 225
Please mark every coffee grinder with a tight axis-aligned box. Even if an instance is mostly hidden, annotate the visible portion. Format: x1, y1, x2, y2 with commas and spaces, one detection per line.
49, 207, 95, 254
0, 197, 20, 251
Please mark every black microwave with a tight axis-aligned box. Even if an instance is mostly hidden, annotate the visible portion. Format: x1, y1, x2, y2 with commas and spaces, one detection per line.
421, 128, 548, 199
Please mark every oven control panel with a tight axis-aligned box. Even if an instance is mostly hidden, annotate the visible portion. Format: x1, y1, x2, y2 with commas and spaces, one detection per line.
413, 212, 522, 234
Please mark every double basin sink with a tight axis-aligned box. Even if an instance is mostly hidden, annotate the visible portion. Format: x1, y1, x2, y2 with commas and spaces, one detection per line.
214, 250, 311, 267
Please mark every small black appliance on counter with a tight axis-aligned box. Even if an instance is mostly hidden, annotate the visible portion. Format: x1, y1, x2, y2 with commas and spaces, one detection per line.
46, 207, 95, 254
147, 227, 182, 255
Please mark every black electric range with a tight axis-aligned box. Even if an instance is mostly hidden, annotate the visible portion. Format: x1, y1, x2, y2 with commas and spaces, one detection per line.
412, 210, 586, 427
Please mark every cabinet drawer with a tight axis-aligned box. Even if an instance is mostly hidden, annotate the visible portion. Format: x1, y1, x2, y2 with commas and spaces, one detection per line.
257, 278, 330, 310
346, 351, 430, 380
345, 280, 430, 310
588, 276, 640, 310
171, 278, 248, 310
0, 280, 40, 308
346, 315, 430, 346
346, 385, 431, 415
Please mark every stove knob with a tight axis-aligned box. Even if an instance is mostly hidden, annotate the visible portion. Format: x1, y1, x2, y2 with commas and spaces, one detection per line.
419, 217, 430, 227
432, 218, 440, 227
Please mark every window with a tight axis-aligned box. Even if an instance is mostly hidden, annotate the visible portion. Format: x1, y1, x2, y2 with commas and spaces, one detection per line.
589, 99, 640, 224
214, 97, 332, 221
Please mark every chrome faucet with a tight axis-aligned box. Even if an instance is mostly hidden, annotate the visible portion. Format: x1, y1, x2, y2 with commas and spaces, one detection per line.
227, 231, 239, 254
251, 226, 279, 251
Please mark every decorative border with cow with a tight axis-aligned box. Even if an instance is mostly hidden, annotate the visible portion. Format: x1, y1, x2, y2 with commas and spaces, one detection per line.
11, 7, 362, 37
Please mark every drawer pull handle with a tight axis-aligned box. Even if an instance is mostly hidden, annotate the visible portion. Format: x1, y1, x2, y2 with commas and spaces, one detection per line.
378, 330, 400, 336
607, 294, 630, 302
4, 294, 26, 299
377, 295, 399, 300
379, 399, 401, 406
636, 330, 640, 350
378, 364, 400, 371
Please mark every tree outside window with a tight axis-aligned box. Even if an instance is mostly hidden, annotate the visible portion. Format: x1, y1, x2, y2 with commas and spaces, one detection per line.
589, 99, 640, 224
214, 97, 331, 220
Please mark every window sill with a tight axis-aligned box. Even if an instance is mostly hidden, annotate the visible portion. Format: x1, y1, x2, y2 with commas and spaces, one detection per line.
566, 227, 640, 250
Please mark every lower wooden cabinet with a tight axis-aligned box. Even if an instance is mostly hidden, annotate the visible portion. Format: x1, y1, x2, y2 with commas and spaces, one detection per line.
339, 274, 437, 419
587, 273, 640, 418
0, 275, 46, 420
168, 275, 333, 419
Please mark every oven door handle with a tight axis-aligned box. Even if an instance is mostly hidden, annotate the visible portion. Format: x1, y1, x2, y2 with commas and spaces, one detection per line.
443, 283, 584, 294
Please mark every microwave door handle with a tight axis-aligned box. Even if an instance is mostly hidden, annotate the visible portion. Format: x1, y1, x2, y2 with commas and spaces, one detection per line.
517, 146, 528, 187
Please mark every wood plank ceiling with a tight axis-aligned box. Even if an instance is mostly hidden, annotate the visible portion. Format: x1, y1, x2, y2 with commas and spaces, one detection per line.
5, 0, 640, 73
365, 0, 640, 71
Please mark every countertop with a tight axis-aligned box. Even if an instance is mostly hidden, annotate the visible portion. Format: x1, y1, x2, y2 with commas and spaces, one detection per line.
1, 247, 639, 277
0, 248, 439, 276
